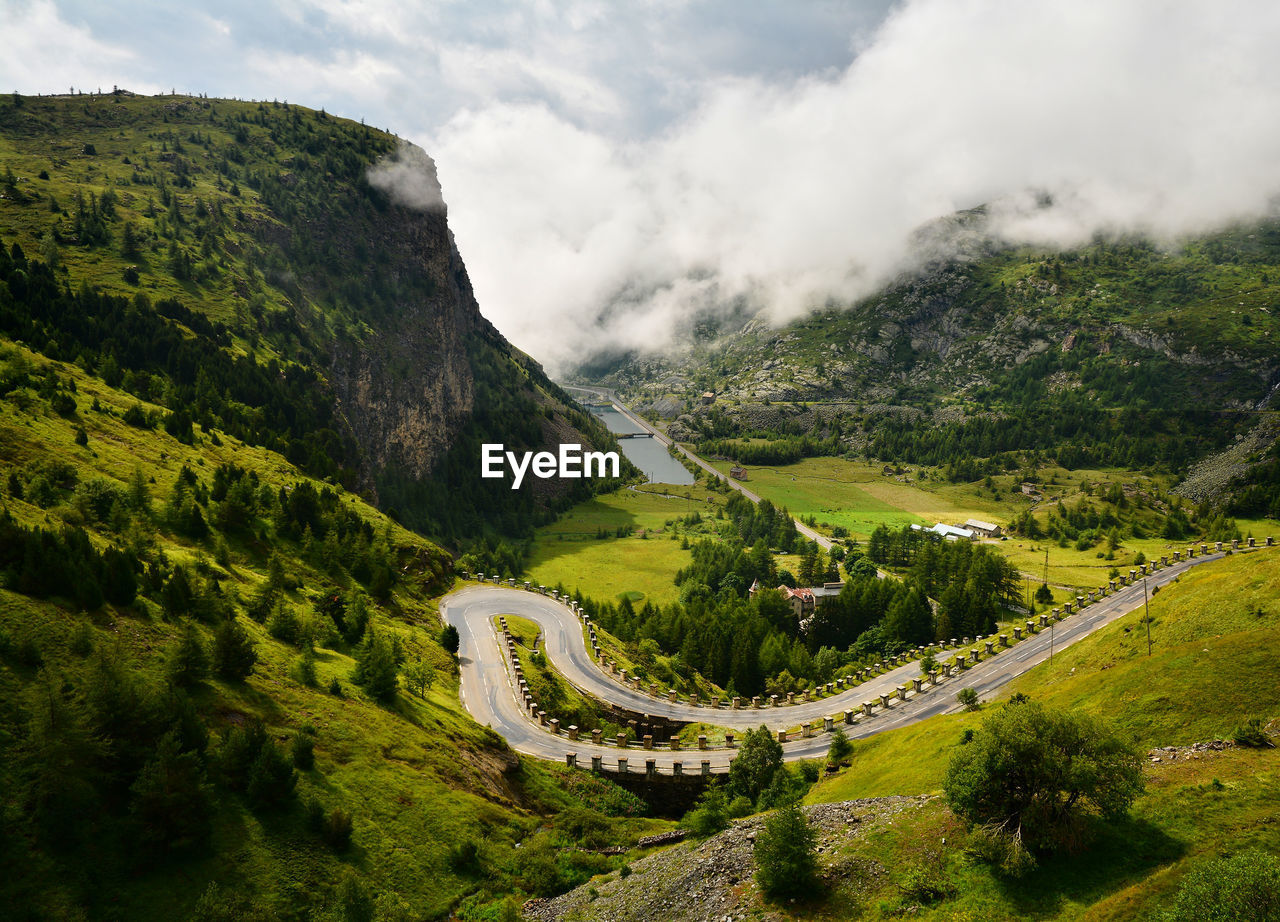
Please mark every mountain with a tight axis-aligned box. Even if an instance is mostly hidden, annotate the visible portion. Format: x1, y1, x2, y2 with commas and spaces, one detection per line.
0, 91, 653, 920
0, 89, 619, 545
588, 214, 1280, 489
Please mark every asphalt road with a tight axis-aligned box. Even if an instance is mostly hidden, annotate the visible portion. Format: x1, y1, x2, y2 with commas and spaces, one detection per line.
441, 548, 1237, 774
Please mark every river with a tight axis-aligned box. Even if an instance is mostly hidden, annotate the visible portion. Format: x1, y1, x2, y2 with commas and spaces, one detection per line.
590, 406, 695, 485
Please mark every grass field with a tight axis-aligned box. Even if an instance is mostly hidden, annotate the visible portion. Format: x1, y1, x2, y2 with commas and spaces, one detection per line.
704, 455, 1279, 591
706, 457, 1010, 539
808, 547, 1280, 804
525, 484, 727, 605
792, 547, 1280, 921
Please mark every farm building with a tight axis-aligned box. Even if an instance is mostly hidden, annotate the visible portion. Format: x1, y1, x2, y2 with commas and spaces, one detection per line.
964, 519, 1002, 538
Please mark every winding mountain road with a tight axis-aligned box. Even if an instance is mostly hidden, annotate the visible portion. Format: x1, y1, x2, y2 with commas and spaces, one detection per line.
442, 548, 1245, 774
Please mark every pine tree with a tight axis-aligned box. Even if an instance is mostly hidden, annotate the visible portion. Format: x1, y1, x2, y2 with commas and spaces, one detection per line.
162, 566, 194, 617
212, 618, 257, 681
121, 221, 141, 260
352, 627, 398, 702
245, 738, 296, 810
166, 625, 208, 687
130, 730, 212, 851
754, 800, 818, 899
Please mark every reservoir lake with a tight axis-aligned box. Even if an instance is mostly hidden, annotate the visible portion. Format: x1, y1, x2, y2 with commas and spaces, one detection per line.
590, 406, 695, 486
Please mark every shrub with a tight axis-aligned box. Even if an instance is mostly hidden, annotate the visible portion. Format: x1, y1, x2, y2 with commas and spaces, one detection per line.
957, 687, 980, 711
727, 795, 754, 819
447, 838, 482, 873
1165, 850, 1280, 922
827, 727, 853, 766
323, 807, 354, 852
682, 784, 729, 838
290, 730, 315, 770
754, 801, 818, 900
1233, 717, 1274, 748
291, 646, 318, 687
897, 859, 956, 904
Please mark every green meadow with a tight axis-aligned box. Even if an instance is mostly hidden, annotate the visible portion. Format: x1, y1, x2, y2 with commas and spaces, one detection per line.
797, 547, 1280, 920
525, 483, 727, 605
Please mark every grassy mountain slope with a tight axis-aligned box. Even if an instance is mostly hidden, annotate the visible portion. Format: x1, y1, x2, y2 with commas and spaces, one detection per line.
0, 90, 619, 545
0, 90, 650, 920
0, 341, 661, 920
794, 548, 1280, 919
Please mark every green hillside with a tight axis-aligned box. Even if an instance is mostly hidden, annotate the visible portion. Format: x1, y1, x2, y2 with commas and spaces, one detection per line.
0, 340, 662, 920
0, 90, 621, 548
795, 548, 1279, 920
594, 217, 1280, 493
0, 92, 651, 921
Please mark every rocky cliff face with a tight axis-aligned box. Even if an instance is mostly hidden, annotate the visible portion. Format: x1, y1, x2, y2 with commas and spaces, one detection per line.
328, 202, 480, 485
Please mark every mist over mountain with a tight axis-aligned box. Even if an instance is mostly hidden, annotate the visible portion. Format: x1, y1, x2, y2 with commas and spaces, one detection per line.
431, 0, 1280, 372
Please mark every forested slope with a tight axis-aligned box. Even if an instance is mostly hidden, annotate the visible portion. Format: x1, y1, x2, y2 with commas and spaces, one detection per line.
0, 90, 621, 546
595, 213, 1280, 491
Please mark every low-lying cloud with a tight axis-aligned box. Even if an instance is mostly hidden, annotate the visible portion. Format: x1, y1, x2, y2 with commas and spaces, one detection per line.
425, 0, 1280, 373
367, 143, 446, 212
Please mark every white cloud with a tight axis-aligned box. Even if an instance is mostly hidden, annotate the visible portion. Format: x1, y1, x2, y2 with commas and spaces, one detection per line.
430, 0, 1280, 371
367, 142, 446, 211
0, 0, 158, 94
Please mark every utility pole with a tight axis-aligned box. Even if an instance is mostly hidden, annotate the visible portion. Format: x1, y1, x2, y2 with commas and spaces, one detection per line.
1143, 577, 1152, 656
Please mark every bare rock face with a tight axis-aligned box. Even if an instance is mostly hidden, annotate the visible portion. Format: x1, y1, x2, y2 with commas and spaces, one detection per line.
329, 204, 481, 486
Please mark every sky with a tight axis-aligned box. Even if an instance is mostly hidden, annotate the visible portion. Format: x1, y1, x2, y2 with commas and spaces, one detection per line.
4, 0, 1280, 372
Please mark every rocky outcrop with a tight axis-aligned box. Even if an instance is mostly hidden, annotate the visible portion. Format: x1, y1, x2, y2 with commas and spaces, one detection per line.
523, 797, 927, 922
329, 206, 479, 485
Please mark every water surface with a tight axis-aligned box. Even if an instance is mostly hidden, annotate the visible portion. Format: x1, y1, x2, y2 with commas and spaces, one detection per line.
590, 407, 695, 486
